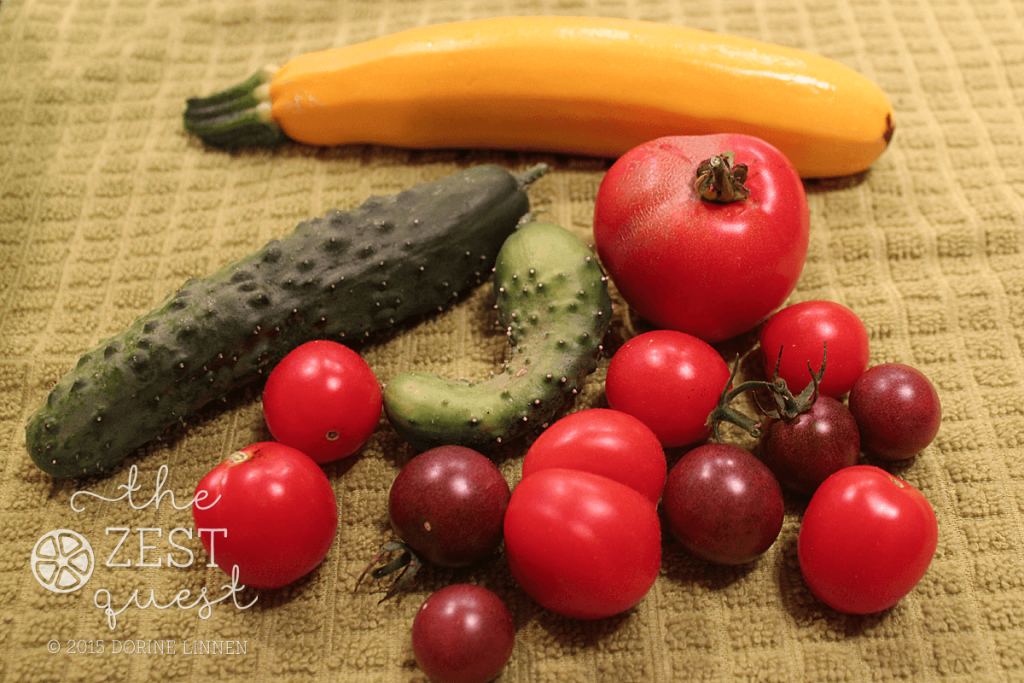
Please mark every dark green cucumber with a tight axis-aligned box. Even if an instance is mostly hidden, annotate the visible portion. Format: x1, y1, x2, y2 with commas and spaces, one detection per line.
383, 220, 611, 452
26, 164, 547, 478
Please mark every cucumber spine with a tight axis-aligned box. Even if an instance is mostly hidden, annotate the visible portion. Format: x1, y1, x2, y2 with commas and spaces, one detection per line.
383, 220, 611, 452
26, 164, 546, 478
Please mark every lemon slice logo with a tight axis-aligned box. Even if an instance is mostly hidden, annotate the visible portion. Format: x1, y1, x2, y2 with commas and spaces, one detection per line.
31, 530, 94, 594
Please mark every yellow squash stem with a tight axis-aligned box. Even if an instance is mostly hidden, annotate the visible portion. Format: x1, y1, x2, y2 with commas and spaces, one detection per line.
183, 16, 895, 178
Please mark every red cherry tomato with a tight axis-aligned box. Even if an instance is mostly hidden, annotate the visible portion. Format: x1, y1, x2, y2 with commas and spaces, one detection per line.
192, 442, 338, 589
522, 409, 666, 505
262, 340, 382, 463
605, 330, 730, 448
594, 134, 810, 343
848, 363, 942, 461
663, 443, 784, 565
411, 584, 516, 683
759, 300, 869, 398
798, 465, 938, 614
503, 468, 661, 619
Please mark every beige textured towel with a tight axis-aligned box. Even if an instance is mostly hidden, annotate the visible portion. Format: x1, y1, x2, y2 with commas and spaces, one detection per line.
2, 0, 1023, 681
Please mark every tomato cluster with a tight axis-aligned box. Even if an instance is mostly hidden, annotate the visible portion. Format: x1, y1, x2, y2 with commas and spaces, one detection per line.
186, 134, 946, 683
595, 299, 942, 614
589, 137, 942, 618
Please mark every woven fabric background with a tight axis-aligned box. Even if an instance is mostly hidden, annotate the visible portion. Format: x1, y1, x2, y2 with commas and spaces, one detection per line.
2, 0, 1024, 681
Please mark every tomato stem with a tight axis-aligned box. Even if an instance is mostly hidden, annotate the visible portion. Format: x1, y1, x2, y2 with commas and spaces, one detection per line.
706, 343, 828, 439
354, 541, 424, 602
706, 355, 773, 440
759, 342, 827, 420
694, 152, 751, 203
225, 449, 251, 465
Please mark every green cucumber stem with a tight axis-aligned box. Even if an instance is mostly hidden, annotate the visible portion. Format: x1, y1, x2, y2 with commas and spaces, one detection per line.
183, 66, 287, 149
516, 163, 549, 189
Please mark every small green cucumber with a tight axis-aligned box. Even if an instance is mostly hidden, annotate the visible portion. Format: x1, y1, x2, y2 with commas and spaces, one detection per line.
383, 220, 611, 451
26, 164, 546, 478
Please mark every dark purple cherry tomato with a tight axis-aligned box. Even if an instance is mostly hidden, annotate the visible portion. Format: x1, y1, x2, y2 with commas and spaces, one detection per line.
389, 446, 510, 567
411, 584, 515, 683
759, 396, 860, 497
848, 363, 942, 461
663, 443, 784, 565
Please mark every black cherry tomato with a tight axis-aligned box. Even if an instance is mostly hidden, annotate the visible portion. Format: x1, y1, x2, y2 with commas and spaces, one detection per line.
758, 395, 860, 497
388, 446, 510, 568
663, 443, 784, 565
848, 363, 941, 461
411, 584, 515, 683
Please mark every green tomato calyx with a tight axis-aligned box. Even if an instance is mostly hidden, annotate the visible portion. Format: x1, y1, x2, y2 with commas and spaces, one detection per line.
695, 152, 751, 204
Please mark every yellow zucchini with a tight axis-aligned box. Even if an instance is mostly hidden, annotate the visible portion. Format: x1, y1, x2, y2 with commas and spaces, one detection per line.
184, 16, 894, 178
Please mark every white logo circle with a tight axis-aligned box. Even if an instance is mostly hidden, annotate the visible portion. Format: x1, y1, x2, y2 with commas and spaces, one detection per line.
31, 530, 94, 594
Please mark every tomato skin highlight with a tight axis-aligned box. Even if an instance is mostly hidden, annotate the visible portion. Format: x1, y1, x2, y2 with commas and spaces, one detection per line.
262, 340, 383, 463
522, 408, 666, 505
411, 584, 515, 683
192, 442, 338, 589
594, 133, 809, 343
759, 300, 870, 399
605, 330, 730, 448
798, 465, 938, 614
848, 363, 942, 461
503, 468, 661, 620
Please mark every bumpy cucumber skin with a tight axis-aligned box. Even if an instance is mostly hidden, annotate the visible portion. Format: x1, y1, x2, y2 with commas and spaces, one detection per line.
383, 221, 611, 452
27, 165, 541, 478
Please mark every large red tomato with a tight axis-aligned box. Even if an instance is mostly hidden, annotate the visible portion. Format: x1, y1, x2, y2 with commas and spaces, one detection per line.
503, 468, 661, 620
593, 134, 810, 343
192, 442, 338, 589
798, 466, 938, 614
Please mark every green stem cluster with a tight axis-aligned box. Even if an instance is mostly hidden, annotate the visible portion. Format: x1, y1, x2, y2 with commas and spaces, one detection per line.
706, 342, 828, 440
